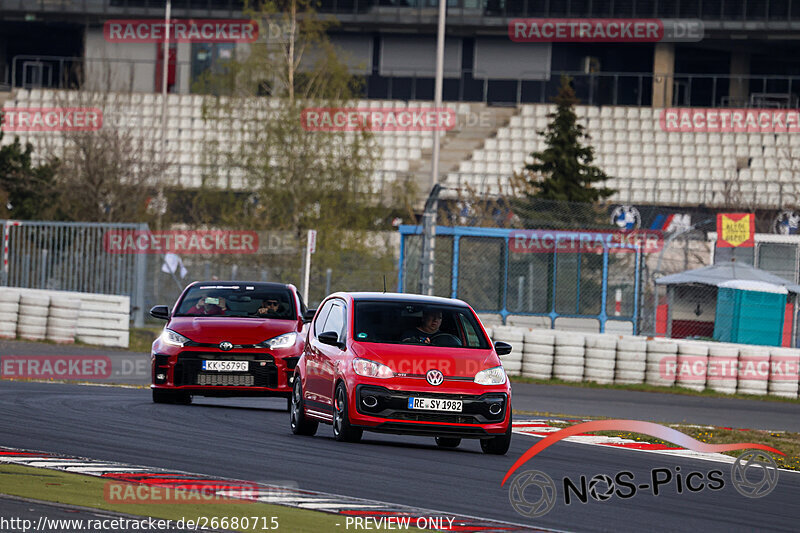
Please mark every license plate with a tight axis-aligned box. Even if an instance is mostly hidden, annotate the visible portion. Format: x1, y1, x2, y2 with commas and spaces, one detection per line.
202, 360, 248, 372
408, 397, 463, 412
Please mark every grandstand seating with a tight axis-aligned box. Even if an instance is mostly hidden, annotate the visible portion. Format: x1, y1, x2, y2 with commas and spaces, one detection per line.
2, 89, 795, 207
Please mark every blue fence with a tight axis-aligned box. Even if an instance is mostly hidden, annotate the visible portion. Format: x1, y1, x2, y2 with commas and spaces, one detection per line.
398, 224, 645, 333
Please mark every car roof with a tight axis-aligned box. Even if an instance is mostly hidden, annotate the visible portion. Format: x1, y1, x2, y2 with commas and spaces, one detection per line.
187, 281, 294, 291
333, 292, 471, 308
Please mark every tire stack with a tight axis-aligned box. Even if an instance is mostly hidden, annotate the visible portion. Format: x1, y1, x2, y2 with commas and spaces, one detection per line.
17, 293, 50, 341
614, 336, 647, 384
705, 344, 739, 394
0, 291, 20, 339
675, 341, 708, 392
521, 329, 555, 379
583, 334, 617, 384
493, 326, 523, 376
737, 345, 770, 396
47, 297, 81, 343
552, 330, 585, 382
645, 339, 677, 387
768, 347, 800, 399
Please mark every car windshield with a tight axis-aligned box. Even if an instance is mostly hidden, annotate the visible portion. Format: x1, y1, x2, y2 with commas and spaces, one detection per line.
174, 285, 296, 319
352, 301, 490, 349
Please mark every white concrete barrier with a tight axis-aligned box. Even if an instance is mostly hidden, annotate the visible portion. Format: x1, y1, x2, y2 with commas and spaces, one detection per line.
584, 334, 616, 384
553, 331, 585, 382
706, 344, 739, 394
1, 288, 129, 348
737, 345, 770, 396
768, 347, 800, 399
615, 336, 646, 385
646, 339, 677, 387
676, 341, 708, 392
0, 291, 20, 339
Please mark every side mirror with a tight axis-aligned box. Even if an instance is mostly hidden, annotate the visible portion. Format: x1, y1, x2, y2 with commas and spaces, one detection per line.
494, 340, 512, 356
150, 305, 170, 320
318, 331, 343, 349
303, 308, 317, 324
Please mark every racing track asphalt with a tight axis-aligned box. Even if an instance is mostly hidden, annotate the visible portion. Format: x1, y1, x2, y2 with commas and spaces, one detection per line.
2, 338, 799, 431
0, 380, 797, 532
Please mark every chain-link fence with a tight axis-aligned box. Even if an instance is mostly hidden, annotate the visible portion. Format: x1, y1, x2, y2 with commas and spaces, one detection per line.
399, 197, 800, 345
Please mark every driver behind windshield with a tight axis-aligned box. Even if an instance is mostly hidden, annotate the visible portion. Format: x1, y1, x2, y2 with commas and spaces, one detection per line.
401, 309, 443, 344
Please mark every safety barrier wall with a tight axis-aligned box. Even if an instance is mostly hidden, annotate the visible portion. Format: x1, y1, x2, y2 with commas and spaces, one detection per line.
487, 325, 800, 399
0, 288, 129, 348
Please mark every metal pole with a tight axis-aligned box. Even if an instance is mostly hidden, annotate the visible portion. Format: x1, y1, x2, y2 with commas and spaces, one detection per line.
325, 268, 332, 296
302, 230, 312, 304
418, 0, 446, 297
419, 184, 442, 295
158, 0, 171, 230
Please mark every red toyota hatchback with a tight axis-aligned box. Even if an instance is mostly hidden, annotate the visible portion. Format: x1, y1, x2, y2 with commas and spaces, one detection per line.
290, 292, 513, 454
149, 281, 310, 405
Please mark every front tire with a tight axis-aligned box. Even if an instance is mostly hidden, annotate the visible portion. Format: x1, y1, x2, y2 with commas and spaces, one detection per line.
290, 379, 318, 436
332, 382, 362, 443
435, 437, 461, 448
481, 411, 512, 455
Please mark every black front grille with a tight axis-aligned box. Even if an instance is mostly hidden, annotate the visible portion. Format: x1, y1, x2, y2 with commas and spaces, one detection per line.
174, 352, 278, 387
355, 385, 507, 425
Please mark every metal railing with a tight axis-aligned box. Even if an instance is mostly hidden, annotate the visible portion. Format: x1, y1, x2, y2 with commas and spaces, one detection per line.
0, 220, 147, 326
7, 0, 800, 22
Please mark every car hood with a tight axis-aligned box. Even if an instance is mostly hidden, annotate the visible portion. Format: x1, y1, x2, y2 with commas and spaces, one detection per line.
168, 316, 297, 345
351, 342, 498, 377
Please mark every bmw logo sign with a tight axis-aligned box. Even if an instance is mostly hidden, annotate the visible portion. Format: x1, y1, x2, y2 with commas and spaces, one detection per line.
426, 369, 444, 386
772, 210, 800, 235
219, 341, 233, 351
611, 205, 641, 230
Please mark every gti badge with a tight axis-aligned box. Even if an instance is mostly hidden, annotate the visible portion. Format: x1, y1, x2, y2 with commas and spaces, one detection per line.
426, 369, 444, 386
219, 341, 233, 351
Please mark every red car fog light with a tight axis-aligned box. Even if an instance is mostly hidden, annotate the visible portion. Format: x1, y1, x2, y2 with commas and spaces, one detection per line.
362, 396, 379, 408
488, 403, 502, 415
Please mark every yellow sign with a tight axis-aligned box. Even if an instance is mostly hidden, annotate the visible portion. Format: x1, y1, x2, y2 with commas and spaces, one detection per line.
717, 213, 755, 248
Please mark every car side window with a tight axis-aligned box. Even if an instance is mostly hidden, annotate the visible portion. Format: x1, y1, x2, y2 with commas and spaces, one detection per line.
322, 302, 346, 341
457, 313, 483, 348
313, 300, 334, 338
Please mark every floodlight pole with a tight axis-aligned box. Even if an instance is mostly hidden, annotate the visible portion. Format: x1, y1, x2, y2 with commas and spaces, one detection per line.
419, 0, 446, 296
158, 0, 171, 230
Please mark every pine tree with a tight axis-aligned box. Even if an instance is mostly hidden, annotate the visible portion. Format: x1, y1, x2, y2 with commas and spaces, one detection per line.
524, 75, 614, 204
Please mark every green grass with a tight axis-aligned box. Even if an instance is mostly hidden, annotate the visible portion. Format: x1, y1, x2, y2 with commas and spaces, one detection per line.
0, 464, 361, 532
128, 326, 161, 353
509, 375, 800, 403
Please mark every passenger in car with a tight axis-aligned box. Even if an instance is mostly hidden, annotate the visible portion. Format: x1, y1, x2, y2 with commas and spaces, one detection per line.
187, 297, 226, 315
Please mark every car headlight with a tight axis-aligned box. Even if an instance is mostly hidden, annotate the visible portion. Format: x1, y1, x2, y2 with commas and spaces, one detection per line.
352, 358, 394, 379
161, 328, 191, 347
260, 332, 297, 349
474, 366, 507, 385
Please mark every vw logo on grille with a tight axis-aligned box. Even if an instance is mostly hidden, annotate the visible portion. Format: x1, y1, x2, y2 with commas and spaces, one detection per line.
219, 341, 233, 351
426, 369, 444, 386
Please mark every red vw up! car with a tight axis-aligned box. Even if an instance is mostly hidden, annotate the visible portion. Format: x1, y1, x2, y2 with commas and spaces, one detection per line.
150, 281, 310, 405
290, 292, 513, 454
